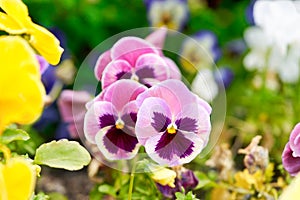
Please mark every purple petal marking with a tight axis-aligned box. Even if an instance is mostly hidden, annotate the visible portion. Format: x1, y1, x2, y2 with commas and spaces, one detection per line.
175, 117, 198, 133
103, 126, 138, 153
135, 66, 156, 79
155, 131, 194, 160
151, 112, 171, 132
99, 114, 117, 128
282, 142, 300, 176
116, 71, 133, 80
121, 112, 138, 128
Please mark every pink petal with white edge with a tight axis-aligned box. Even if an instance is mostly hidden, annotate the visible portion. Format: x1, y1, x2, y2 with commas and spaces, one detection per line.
111, 37, 159, 66
84, 101, 117, 143
101, 59, 132, 89
144, 132, 205, 167
136, 79, 197, 115
163, 57, 182, 80
102, 79, 147, 112
145, 27, 168, 55
135, 53, 169, 81
289, 123, 300, 157
136, 97, 172, 145
95, 128, 140, 160
94, 50, 112, 81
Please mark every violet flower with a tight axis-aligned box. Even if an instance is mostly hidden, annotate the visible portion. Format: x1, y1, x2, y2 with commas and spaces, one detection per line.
135, 79, 211, 166
84, 80, 147, 160
282, 123, 300, 176
94, 28, 181, 89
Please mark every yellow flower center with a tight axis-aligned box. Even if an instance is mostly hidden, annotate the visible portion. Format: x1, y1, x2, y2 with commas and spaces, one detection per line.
167, 123, 177, 134
115, 119, 125, 129
131, 74, 139, 82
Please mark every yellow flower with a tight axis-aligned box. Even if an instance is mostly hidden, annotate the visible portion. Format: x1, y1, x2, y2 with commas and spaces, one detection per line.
150, 165, 176, 188
0, 36, 45, 133
0, 0, 63, 65
279, 174, 300, 200
0, 157, 40, 200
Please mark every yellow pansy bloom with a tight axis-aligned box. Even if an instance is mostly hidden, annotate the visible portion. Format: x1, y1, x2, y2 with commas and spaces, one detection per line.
0, 157, 40, 200
0, 0, 63, 65
150, 166, 176, 188
0, 36, 45, 133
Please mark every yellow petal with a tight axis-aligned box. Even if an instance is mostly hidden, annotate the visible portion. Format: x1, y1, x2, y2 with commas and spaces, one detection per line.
279, 174, 300, 200
0, 12, 26, 34
29, 24, 64, 65
151, 166, 177, 188
0, 157, 37, 200
0, 36, 45, 133
0, 0, 31, 28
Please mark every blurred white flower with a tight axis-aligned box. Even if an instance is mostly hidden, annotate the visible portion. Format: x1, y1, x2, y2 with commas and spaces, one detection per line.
244, 0, 300, 84
191, 69, 219, 102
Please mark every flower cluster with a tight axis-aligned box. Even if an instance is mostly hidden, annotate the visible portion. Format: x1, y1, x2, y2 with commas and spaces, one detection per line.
84, 28, 212, 167
244, 0, 300, 84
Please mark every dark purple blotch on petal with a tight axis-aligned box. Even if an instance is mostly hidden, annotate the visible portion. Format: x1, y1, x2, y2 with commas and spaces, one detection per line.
116, 71, 132, 80
135, 66, 156, 80
176, 117, 198, 133
121, 113, 137, 128
103, 126, 138, 153
151, 112, 171, 132
155, 132, 194, 160
181, 170, 199, 189
99, 114, 117, 128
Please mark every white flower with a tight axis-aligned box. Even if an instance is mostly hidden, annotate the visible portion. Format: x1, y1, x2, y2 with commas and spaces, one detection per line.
191, 69, 219, 102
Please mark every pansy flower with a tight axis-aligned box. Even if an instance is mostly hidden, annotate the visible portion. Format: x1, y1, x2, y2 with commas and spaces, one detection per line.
135, 79, 211, 166
0, 36, 45, 134
58, 90, 92, 139
145, 0, 189, 31
282, 123, 300, 176
180, 30, 221, 74
84, 80, 147, 160
0, 0, 63, 65
94, 28, 181, 89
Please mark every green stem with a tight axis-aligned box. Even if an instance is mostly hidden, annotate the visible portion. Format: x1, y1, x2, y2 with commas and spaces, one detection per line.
128, 159, 137, 200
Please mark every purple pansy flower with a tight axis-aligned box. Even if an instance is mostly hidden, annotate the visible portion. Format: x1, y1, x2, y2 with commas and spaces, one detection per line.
94, 28, 181, 89
214, 67, 234, 89
282, 123, 300, 176
145, 0, 189, 31
84, 80, 147, 160
135, 79, 211, 166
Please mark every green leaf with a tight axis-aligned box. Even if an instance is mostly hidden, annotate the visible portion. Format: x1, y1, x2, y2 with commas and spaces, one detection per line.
98, 184, 117, 197
34, 139, 91, 171
31, 192, 50, 200
0, 128, 30, 144
175, 191, 200, 200
48, 193, 68, 200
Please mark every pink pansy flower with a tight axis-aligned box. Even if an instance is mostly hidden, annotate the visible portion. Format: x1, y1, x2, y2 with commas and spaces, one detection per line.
94, 28, 181, 89
135, 79, 212, 166
282, 123, 300, 176
58, 90, 92, 139
84, 80, 147, 160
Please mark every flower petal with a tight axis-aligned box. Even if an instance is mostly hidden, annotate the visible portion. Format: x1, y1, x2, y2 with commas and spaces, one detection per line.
135, 53, 169, 82
0, 0, 31, 27
163, 57, 181, 80
29, 23, 64, 65
136, 97, 172, 145
94, 50, 112, 81
101, 59, 132, 89
101, 79, 147, 112
137, 79, 197, 115
144, 131, 204, 166
84, 101, 117, 143
111, 36, 159, 66
289, 123, 300, 157
282, 142, 300, 176
0, 12, 26, 34
95, 126, 139, 160
145, 27, 168, 54
121, 101, 139, 128
0, 36, 45, 132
